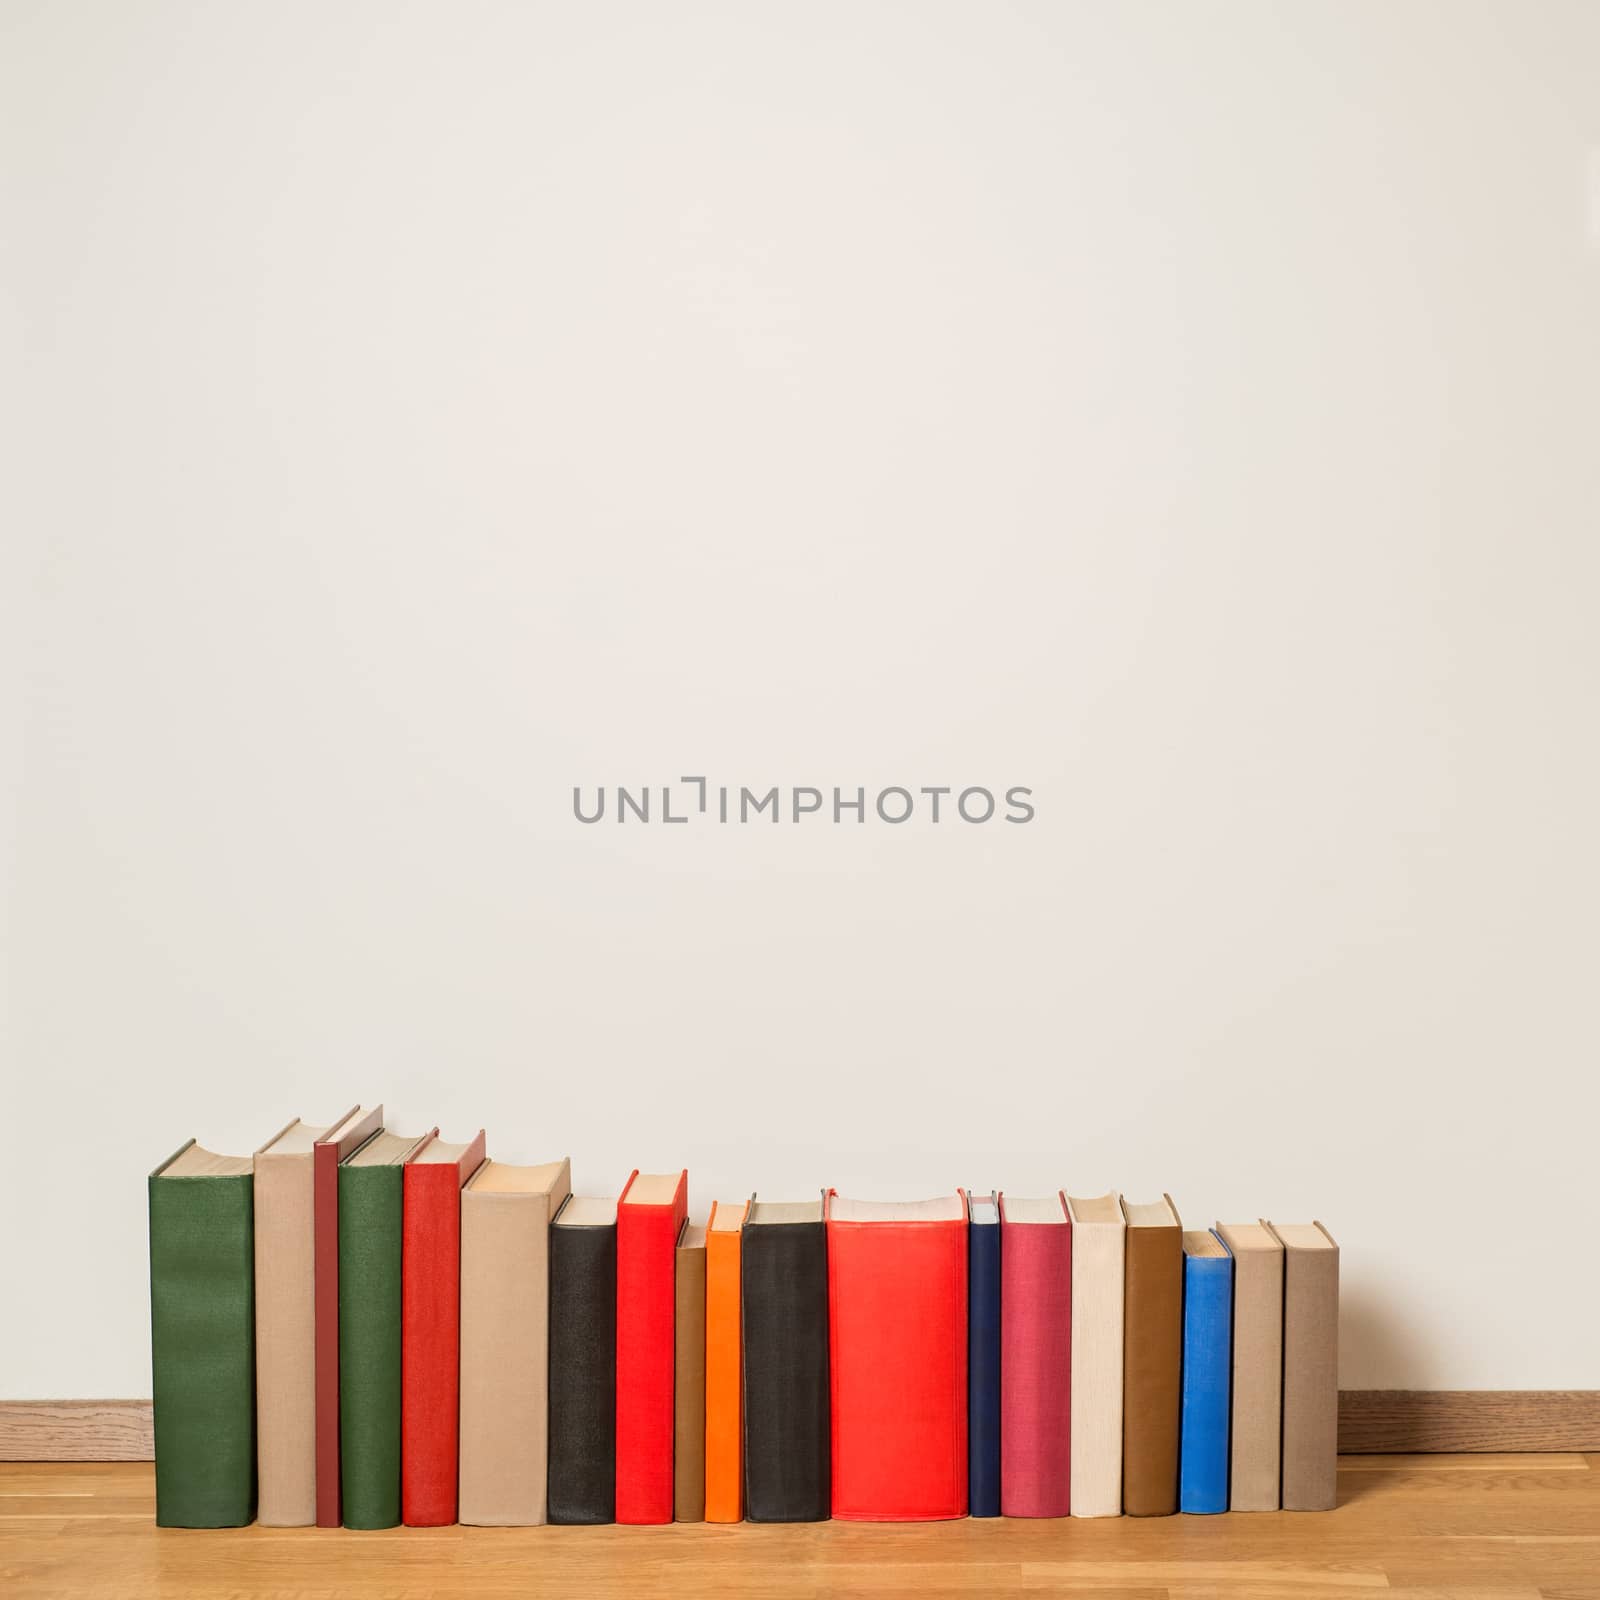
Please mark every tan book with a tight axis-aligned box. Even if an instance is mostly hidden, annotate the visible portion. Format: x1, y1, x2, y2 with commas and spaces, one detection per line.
674, 1222, 707, 1522
1065, 1192, 1125, 1517
456, 1156, 573, 1525
253, 1112, 355, 1526
1121, 1195, 1182, 1517
1270, 1220, 1339, 1511
1216, 1221, 1284, 1510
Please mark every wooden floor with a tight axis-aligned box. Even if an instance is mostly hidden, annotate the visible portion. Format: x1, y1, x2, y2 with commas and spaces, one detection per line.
3, 1457, 1598, 1599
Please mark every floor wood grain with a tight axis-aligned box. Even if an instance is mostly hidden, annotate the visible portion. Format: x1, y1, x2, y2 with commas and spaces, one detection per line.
1, 1457, 1597, 1598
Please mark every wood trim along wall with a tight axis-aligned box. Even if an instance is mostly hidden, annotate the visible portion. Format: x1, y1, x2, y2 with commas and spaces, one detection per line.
2, 1393, 1598, 1462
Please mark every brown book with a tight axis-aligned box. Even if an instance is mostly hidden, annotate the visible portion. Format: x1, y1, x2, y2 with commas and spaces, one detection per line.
456, 1156, 573, 1525
255, 1112, 354, 1527
1216, 1221, 1284, 1510
1120, 1195, 1182, 1516
1270, 1221, 1339, 1511
674, 1222, 707, 1522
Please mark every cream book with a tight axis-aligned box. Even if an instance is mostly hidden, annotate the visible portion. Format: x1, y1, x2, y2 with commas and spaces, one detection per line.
1269, 1220, 1339, 1512
1215, 1221, 1284, 1511
456, 1156, 573, 1526
1065, 1191, 1125, 1518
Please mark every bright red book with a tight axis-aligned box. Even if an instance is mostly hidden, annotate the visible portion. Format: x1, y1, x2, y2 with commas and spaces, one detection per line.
999, 1191, 1072, 1517
614, 1168, 689, 1525
826, 1191, 968, 1520
312, 1104, 382, 1529
400, 1128, 487, 1527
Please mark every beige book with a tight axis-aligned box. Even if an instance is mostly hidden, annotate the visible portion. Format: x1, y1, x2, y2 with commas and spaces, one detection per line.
1065, 1191, 1125, 1518
1269, 1220, 1339, 1511
254, 1112, 351, 1527
1216, 1221, 1284, 1511
674, 1222, 707, 1523
457, 1156, 573, 1525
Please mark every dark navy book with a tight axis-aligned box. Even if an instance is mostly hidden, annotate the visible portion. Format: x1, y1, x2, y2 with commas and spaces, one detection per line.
1178, 1229, 1233, 1513
967, 1191, 1001, 1517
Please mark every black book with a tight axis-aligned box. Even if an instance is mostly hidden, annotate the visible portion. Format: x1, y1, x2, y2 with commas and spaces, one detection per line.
547, 1194, 618, 1524
741, 1193, 830, 1522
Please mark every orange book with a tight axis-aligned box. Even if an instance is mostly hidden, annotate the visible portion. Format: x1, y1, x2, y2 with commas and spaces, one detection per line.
704, 1199, 748, 1521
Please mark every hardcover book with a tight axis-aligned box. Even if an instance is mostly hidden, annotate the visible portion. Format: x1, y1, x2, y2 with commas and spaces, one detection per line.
1215, 1221, 1284, 1510
1270, 1221, 1339, 1511
674, 1221, 707, 1522
1178, 1229, 1233, 1514
313, 1104, 382, 1527
742, 1195, 830, 1523
149, 1138, 261, 1527
826, 1191, 968, 1521
458, 1156, 572, 1525
548, 1193, 619, 1524
255, 1111, 354, 1526
1122, 1194, 1183, 1517
615, 1169, 690, 1524
999, 1192, 1071, 1518
1065, 1192, 1124, 1518
966, 1192, 1001, 1518
338, 1125, 432, 1529
400, 1129, 487, 1526
703, 1199, 747, 1523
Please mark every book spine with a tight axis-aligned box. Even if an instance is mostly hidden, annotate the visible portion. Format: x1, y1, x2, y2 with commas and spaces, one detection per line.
1000, 1220, 1071, 1517
1069, 1224, 1124, 1517
547, 1223, 617, 1524
253, 1151, 316, 1526
1123, 1222, 1183, 1516
1228, 1246, 1283, 1510
1178, 1251, 1233, 1514
703, 1226, 743, 1522
828, 1219, 968, 1522
338, 1164, 403, 1529
1281, 1239, 1339, 1511
149, 1173, 257, 1528
615, 1205, 680, 1524
967, 1221, 1001, 1517
674, 1243, 706, 1522
400, 1164, 463, 1526
312, 1139, 342, 1527
742, 1221, 830, 1522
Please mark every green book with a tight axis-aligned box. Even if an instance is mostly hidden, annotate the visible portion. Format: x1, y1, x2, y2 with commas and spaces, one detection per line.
338, 1128, 428, 1529
148, 1139, 260, 1527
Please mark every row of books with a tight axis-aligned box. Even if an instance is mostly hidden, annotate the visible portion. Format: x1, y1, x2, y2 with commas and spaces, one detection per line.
148, 1106, 1340, 1529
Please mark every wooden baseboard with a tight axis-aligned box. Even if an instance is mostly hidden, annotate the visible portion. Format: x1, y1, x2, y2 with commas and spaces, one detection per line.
3, 1392, 1597, 1462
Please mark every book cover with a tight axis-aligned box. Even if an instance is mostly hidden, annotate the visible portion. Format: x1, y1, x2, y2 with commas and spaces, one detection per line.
1122, 1194, 1183, 1517
614, 1169, 689, 1525
255, 1112, 353, 1526
313, 1104, 382, 1528
674, 1221, 707, 1522
458, 1156, 572, 1525
703, 1199, 747, 1523
338, 1126, 432, 1529
826, 1191, 968, 1521
1271, 1220, 1339, 1511
742, 1195, 830, 1523
400, 1129, 487, 1527
1178, 1229, 1233, 1514
548, 1194, 619, 1524
149, 1139, 260, 1528
1215, 1221, 1284, 1510
966, 1192, 1001, 1518
1065, 1192, 1124, 1518
999, 1192, 1071, 1518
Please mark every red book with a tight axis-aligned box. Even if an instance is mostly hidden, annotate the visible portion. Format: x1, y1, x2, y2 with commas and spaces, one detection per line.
826, 1191, 968, 1520
400, 1128, 487, 1527
999, 1192, 1072, 1517
312, 1104, 383, 1529
614, 1169, 689, 1525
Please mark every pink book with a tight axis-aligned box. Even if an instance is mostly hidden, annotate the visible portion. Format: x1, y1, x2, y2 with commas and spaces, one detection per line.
1000, 1192, 1072, 1517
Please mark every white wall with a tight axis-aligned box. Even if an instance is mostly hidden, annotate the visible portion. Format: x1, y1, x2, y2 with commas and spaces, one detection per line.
3, 1, 1598, 1398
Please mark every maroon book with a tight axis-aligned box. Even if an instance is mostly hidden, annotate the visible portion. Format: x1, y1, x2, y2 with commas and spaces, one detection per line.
313, 1104, 383, 1528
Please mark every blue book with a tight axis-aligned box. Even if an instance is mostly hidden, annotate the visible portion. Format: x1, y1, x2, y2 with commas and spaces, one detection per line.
967, 1191, 1001, 1516
1179, 1229, 1234, 1513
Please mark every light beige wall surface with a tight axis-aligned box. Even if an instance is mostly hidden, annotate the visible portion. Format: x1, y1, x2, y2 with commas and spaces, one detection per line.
3, 1, 1597, 1395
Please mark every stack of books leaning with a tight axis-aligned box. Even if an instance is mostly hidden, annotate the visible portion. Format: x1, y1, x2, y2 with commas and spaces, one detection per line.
148, 1107, 1340, 1529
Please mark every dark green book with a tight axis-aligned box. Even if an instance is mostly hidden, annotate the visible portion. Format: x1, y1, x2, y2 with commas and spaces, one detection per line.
338, 1128, 429, 1529
148, 1139, 261, 1527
